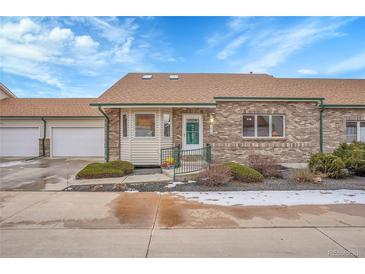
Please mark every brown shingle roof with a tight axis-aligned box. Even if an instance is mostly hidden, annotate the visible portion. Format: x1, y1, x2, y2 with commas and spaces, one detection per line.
0, 98, 102, 117
94, 73, 365, 105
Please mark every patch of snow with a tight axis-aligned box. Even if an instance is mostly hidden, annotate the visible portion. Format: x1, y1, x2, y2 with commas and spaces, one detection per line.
174, 189, 365, 206
164, 180, 196, 188
0, 161, 25, 167
0, 160, 39, 168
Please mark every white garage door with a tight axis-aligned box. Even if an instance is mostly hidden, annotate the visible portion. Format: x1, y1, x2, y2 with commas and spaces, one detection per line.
52, 127, 104, 157
0, 127, 39, 157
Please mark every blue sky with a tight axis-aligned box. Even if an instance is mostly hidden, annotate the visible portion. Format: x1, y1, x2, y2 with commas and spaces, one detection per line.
1, 16, 365, 98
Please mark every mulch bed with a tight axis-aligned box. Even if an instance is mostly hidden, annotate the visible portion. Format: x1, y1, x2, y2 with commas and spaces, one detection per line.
65, 175, 365, 192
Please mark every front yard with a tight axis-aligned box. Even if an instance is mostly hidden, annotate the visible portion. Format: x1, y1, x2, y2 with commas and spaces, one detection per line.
68, 141, 365, 193
66, 170, 365, 192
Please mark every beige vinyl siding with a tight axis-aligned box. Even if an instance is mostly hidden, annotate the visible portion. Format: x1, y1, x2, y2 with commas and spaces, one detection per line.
120, 108, 173, 165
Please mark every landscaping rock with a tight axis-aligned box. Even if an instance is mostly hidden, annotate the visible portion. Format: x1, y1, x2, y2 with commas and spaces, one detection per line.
90, 184, 103, 191
112, 183, 128, 191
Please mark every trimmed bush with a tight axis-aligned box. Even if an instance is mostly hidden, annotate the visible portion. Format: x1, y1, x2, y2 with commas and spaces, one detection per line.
224, 162, 264, 183
346, 149, 365, 176
248, 154, 282, 178
333, 142, 365, 176
333, 142, 365, 162
308, 153, 348, 179
196, 164, 232, 187
76, 160, 134, 179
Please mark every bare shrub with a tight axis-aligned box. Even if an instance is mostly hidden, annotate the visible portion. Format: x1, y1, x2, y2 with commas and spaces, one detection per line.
293, 169, 322, 183
248, 154, 282, 178
196, 164, 232, 187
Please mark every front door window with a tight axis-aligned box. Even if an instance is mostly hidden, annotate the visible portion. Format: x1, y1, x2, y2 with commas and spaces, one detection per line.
183, 114, 202, 150
186, 118, 199, 145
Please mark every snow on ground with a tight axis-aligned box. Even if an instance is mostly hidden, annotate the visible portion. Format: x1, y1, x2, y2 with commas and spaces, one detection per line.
0, 160, 38, 168
174, 189, 365, 206
165, 180, 196, 188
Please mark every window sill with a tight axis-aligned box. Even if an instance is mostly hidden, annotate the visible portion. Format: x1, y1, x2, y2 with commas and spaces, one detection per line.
242, 137, 287, 141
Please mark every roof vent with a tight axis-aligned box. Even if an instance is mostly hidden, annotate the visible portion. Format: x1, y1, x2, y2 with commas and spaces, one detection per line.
169, 74, 179, 80
142, 74, 153, 80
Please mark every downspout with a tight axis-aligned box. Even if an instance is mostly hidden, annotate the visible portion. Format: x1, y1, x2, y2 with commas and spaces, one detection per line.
98, 106, 110, 162
319, 99, 324, 153
41, 117, 47, 156
26, 117, 46, 161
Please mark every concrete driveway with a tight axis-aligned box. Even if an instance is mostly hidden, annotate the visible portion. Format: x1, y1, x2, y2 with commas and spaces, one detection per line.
0, 157, 102, 191
1, 191, 364, 257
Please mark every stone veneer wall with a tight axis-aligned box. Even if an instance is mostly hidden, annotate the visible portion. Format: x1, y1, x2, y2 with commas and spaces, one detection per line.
172, 108, 216, 147
323, 108, 365, 152
39, 138, 50, 157
105, 108, 121, 161
211, 102, 321, 164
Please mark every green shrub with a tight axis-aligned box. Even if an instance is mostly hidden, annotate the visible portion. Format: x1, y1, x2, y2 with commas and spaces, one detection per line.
76, 160, 134, 179
308, 153, 348, 179
333, 142, 365, 163
346, 149, 365, 176
224, 162, 264, 183
109, 160, 134, 175
333, 142, 365, 176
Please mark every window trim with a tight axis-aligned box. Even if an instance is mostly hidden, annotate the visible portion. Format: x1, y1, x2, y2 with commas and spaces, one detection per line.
346, 120, 365, 143
242, 114, 285, 138
121, 112, 128, 138
162, 112, 172, 138
134, 112, 156, 138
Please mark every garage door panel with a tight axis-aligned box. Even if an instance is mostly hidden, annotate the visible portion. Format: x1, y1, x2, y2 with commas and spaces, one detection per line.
52, 127, 104, 157
0, 127, 39, 157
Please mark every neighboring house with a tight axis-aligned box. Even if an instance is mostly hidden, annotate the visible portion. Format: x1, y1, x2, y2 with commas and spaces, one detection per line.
0, 83, 104, 158
92, 73, 365, 165
1, 74, 365, 165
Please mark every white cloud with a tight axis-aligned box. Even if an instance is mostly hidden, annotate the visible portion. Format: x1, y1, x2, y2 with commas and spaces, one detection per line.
1, 17, 176, 96
114, 37, 134, 62
2, 57, 63, 89
226, 17, 251, 32
1, 18, 40, 40
239, 17, 356, 73
297, 69, 318, 75
0, 38, 50, 61
74, 35, 99, 49
204, 17, 252, 50
327, 52, 365, 74
79, 17, 138, 44
217, 35, 247, 60
49, 27, 74, 42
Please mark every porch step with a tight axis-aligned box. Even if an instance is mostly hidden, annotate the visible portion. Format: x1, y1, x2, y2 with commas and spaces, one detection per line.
162, 168, 174, 178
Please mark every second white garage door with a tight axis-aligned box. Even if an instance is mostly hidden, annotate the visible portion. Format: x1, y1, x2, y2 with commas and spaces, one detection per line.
52, 127, 104, 157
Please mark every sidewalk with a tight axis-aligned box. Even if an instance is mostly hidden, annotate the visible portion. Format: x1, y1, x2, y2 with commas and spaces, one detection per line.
46, 173, 172, 191
1, 191, 364, 257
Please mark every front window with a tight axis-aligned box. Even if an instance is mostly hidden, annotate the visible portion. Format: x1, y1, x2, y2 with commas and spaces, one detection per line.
346, 121, 365, 142
257, 115, 270, 137
122, 114, 128, 137
272, 116, 284, 137
243, 114, 284, 138
135, 114, 155, 137
163, 113, 171, 137
242, 115, 255, 137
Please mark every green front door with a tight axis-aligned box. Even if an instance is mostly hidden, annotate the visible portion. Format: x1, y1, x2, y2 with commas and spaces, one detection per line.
186, 119, 199, 145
